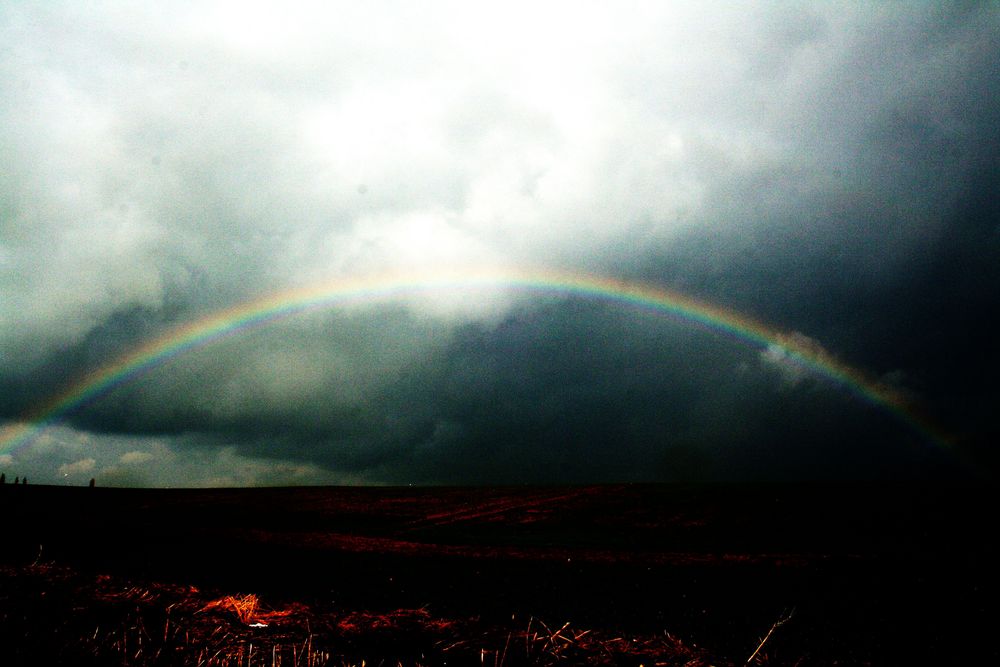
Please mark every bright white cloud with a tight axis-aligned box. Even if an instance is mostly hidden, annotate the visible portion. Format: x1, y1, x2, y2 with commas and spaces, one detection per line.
3, 0, 848, 357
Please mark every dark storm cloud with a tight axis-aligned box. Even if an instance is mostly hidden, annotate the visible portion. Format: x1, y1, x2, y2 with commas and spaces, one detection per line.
70, 299, 958, 485
1, 2, 997, 485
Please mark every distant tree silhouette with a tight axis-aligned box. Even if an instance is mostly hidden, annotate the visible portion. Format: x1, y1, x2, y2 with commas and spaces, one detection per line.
14, 476, 19, 485
0, 472, 5, 484
89, 478, 96, 488
22, 477, 27, 485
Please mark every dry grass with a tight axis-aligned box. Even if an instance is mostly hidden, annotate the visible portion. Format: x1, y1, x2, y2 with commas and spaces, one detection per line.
1, 562, 727, 666
438, 615, 714, 666
203, 593, 262, 625
201, 594, 303, 628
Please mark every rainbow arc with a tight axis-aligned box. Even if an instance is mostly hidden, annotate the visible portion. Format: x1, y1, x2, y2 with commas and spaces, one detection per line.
0, 267, 950, 456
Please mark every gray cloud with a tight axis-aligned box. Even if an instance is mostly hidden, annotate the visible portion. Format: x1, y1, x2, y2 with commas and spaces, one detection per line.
2, 2, 997, 485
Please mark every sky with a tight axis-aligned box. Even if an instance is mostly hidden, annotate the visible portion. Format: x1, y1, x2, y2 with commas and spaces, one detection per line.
1, 1, 997, 487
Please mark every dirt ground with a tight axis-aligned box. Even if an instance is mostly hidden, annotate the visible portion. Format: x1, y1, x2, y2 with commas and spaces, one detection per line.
1, 482, 996, 665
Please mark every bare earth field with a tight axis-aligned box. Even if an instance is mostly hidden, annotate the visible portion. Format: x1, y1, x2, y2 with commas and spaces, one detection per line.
0, 482, 996, 665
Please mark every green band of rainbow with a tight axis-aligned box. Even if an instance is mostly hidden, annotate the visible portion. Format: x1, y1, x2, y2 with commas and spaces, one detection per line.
0, 267, 952, 456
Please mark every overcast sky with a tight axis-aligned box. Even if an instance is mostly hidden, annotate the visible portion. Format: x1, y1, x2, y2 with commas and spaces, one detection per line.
2, 1, 997, 487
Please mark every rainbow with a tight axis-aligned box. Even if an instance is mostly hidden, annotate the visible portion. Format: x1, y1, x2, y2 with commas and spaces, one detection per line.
0, 267, 951, 456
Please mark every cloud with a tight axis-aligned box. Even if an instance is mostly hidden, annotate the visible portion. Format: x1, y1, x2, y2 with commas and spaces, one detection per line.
57, 458, 96, 478
2, 2, 997, 483
119, 450, 154, 465
759, 331, 833, 388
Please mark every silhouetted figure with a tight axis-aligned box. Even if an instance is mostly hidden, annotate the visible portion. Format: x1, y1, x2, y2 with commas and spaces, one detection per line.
0, 472, 5, 485
89, 478, 96, 488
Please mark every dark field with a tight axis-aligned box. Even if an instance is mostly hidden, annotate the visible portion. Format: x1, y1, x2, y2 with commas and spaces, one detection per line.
1, 482, 996, 665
